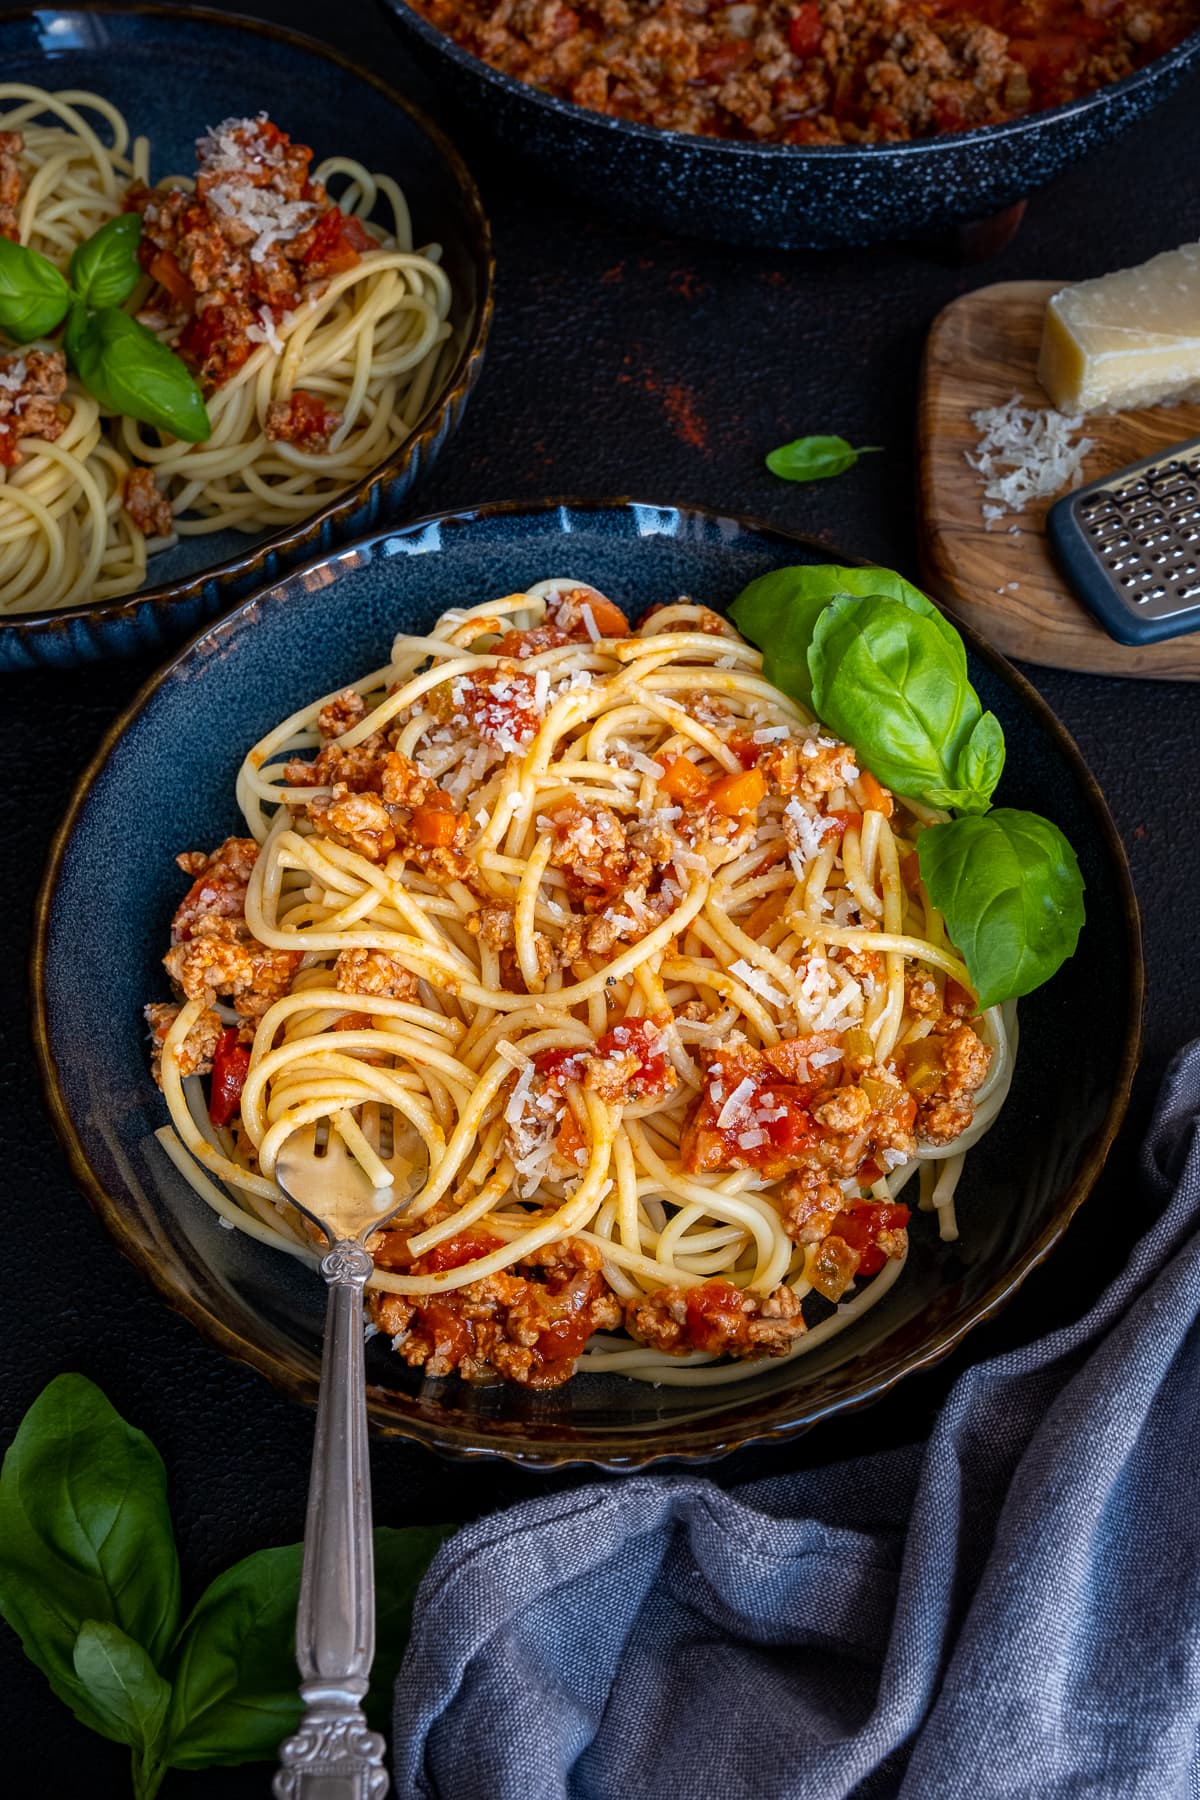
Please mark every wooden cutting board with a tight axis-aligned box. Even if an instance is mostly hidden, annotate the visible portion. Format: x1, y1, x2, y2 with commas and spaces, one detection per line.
918, 278, 1200, 680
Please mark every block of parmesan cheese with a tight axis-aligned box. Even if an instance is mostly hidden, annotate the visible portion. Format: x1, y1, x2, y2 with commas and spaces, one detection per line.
1037, 242, 1200, 415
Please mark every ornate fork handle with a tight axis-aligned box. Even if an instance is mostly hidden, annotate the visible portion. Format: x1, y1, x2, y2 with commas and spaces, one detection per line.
274, 1241, 389, 1800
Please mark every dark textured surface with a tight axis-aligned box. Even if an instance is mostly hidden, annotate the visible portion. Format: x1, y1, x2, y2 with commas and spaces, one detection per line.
1, 1, 1197, 1793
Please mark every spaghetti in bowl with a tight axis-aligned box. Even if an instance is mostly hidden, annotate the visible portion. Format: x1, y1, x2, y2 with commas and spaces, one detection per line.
148, 580, 1016, 1390
0, 6, 491, 668
34, 501, 1139, 1462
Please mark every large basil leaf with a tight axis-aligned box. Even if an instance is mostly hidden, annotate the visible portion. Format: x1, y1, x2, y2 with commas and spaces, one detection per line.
0, 236, 71, 341
163, 1542, 302, 1770
729, 563, 958, 708
68, 213, 142, 309
917, 809, 1086, 1008
72, 1620, 171, 1751
0, 1375, 181, 1734
164, 1525, 451, 1768
809, 594, 984, 804
367, 1524, 455, 1733
72, 307, 210, 442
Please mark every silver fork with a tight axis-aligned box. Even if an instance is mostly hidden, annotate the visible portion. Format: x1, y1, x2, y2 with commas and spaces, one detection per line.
272, 1107, 428, 1800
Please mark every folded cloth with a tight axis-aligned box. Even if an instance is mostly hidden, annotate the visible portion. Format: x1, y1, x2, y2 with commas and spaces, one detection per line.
393, 1043, 1200, 1800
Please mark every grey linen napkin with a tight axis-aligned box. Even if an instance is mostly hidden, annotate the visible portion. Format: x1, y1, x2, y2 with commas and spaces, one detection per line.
393, 1042, 1200, 1800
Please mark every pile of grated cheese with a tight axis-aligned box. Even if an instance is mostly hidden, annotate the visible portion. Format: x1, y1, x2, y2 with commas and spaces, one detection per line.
966, 395, 1094, 528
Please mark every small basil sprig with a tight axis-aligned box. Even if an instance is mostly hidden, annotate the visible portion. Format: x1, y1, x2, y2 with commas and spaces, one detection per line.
0, 214, 210, 443
729, 562, 1085, 1006
0, 1375, 452, 1799
765, 434, 882, 482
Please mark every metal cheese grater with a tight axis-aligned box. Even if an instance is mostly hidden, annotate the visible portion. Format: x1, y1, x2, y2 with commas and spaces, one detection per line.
1047, 432, 1200, 646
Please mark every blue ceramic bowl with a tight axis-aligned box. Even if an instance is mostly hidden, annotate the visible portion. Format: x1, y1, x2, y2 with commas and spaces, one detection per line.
379, 0, 1200, 249
0, 5, 493, 670
33, 499, 1141, 1467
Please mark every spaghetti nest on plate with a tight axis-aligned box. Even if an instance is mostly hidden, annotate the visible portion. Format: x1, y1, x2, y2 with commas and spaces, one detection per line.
146, 582, 1015, 1390
0, 88, 454, 614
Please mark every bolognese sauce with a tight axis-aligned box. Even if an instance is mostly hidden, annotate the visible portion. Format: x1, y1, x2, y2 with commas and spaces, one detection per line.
406, 0, 1199, 143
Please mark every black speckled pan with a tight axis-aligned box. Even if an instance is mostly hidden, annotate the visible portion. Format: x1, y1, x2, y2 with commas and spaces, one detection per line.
33, 499, 1142, 1469
378, 0, 1200, 249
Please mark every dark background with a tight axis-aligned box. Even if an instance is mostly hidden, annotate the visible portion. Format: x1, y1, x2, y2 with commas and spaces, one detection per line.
2, 1, 1197, 1792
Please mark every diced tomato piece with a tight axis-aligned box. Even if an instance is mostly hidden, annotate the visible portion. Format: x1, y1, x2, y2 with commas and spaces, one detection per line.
725, 733, 761, 770
208, 1028, 250, 1127
415, 1298, 471, 1363
697, 38, 756, 82
0, 425, 20, 468
685, 1280, 747, 1353
829, 1200, 910, 1278
823, 808, 864, 840
901, 849, 922, 889
532, 1046, 588, 1088
299, 206, 374, 275
788, 2, 823, 58
658, 754, 710, 803
411, 1232, 504, 1275
708, 768, 767, 817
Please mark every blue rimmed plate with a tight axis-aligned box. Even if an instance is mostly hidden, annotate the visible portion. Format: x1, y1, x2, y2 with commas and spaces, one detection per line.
32, 498, 1142, 1466
0, 4, 493, 669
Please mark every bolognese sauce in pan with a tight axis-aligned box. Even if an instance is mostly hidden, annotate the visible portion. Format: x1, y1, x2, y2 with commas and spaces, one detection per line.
407, 0, 1199, 144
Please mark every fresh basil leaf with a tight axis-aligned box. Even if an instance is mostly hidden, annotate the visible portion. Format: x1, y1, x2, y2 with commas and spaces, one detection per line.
0, 1375, 181, 1735
73, 307, 210, 442
0, 236, 71, 341
951, 711, 1006, 813
366, 1524, 455, 1734
730, 563, 958, 707
72, 1621, 171, 1751
164, 1525, 450, 1769
163, 1542, 301, 1770
68, 213, 142, 309
765, 434, 882, 482
809, 594, 983, 803
62, 299, 88, 368
917, 809, 1085, 1008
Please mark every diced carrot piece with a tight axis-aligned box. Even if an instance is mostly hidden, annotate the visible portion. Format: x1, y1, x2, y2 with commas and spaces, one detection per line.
411, 804, 457, 847
556, 1106, 587, 1162
858, 770, 893, 817
658, 754, 709, 802
149, 249, 194, 309
740, 891, 787, 940
583, 595, 630, 637
707, 768, 767, 817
